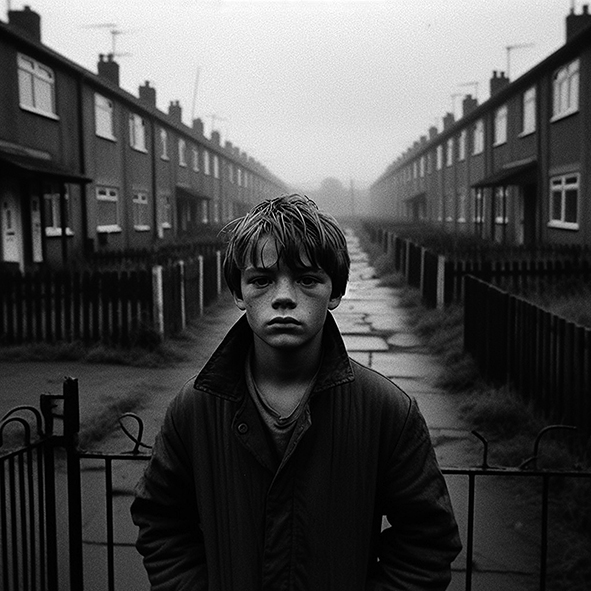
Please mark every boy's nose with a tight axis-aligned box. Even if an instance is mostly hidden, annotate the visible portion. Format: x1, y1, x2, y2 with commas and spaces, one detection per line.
272, 277, 296, 308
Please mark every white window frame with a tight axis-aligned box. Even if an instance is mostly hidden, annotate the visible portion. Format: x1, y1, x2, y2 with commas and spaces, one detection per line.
203, 150, 211, 176
458, 130, 466, 162
228, 162, 234, 184
436, 145, 443, 170
192, 146, 199, 171
521, 86, 536, 136
213, 154, 220, 179
552, 59, 579, 121
94, 94, 115, 140
132, 191, 150, 231
178, 139, 187, 167
419, 156, 425, 178
160, 193, 172, 230
160, 128, 169, 160
473, 188, 485, 223
473, 120, 484, 155
96, 186, 121, 233
548, 173, 579, 230
494, 187, 508, 224
129, 113, 147, 152
44, 186, 73, 237
17, 53, 58, 119
201, 199, 209, 223
446, 138, 454, 167
494, 105, 508, 146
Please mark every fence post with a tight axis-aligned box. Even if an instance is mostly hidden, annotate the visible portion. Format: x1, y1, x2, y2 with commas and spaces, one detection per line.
152, 265, 165, 337
436, 255, 446, 309
178, 260, 186, 331
63, 377, 84, 590
216, 250, 222, 295
198, 255, 204, 316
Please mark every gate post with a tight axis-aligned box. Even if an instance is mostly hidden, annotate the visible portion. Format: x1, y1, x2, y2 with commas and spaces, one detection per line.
63, 377, 84, 590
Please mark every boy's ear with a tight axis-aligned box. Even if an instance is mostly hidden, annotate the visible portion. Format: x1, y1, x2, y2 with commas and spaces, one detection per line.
233, 291, 247, 311
328, 295, 342, 311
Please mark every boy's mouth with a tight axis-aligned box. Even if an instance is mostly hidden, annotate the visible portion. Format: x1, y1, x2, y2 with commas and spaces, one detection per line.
268, 317, 301, 326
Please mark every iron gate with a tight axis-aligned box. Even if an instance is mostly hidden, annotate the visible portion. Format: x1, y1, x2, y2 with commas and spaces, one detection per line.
1, 377, 590, 590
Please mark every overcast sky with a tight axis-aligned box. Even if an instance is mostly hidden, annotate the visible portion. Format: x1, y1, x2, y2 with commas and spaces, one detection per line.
11, 0, 574, 191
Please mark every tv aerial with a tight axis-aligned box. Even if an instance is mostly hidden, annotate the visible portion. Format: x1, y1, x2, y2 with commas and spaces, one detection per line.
81, 23, 135, 57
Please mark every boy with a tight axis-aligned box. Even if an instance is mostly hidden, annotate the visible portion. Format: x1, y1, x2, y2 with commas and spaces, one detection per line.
131, 194, 461, 590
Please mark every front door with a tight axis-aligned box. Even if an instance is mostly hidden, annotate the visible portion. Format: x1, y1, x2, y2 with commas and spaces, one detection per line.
1, 188, 23, 268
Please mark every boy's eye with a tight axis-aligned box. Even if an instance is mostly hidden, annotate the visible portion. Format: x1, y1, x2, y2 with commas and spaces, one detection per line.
251, 277, 271, 288
299, 275, 320, 287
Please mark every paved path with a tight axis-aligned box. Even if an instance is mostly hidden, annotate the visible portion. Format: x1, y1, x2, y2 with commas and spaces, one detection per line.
0, 229, 541, 590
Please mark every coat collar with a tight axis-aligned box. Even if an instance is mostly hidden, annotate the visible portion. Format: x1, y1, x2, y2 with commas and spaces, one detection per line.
193, 312, 354, 401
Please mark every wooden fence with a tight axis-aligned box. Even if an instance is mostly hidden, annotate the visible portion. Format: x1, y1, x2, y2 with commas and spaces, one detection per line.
373, 228, 591, 308
0, 252, 222, 347
464, 275, 591, 436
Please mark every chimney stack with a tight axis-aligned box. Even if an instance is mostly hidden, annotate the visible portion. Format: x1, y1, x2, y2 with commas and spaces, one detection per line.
211, 130, 220, 145
192, 118, 204, 135
428, 125, 438, 140
462, 94, 478, 117
566, 4, 591, 40
443, 112, 455, 130
97, 54, 120, 86
168, 100, 182, 123
138, 81, 156, 107
8, 6, 41, 42
490, 70, 509, 96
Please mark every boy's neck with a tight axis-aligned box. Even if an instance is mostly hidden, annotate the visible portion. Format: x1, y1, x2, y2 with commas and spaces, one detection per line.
251, 332, 323, 389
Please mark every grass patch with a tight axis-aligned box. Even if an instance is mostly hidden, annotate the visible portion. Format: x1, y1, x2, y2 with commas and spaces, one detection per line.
358, 228, 591, 589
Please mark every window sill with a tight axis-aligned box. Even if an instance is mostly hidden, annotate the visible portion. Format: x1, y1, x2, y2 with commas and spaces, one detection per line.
130, 146, 148, 154
96, 132, 117, 142
547, 220, 579, 231
134, 225, 151, 232
550, 109, 579, 124
45, 228, 74, 237
493, 140, 507, 148
518, 129, 536, 138
97, 225, 122, 234
20, 104, 59, 121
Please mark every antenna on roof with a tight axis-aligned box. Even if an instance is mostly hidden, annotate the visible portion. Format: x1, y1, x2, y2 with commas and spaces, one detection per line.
459, 81, 480, 101
506, 43, 535, 79
81, 23, 136, 56
191, 67, 201, 121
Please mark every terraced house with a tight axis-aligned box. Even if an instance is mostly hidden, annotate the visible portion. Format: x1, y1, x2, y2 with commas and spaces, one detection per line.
0, 6, 286, 272
370, 6, 591, 247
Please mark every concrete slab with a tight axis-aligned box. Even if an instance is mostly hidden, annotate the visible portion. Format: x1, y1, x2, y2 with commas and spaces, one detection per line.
369, 351, 442, 381
366, 313, 409, 331
342, 335, 389, 351
386, 333, 424, 348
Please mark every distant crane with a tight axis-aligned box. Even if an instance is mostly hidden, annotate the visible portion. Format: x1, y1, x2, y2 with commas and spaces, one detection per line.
81, 23, 135, 57
506, 43, 535, 79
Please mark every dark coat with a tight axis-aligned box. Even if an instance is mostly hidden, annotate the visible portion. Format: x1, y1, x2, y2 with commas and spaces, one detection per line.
131, 314, 461, 590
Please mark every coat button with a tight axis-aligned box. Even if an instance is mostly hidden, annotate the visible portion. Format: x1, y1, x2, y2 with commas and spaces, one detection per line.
237, 423, 248, 434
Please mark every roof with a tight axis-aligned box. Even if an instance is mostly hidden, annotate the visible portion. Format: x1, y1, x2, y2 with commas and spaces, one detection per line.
471, 157, 537, 188
0, 150, 92, 183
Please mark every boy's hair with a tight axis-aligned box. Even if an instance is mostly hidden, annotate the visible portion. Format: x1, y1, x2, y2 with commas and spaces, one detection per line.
222, 193, 350, 299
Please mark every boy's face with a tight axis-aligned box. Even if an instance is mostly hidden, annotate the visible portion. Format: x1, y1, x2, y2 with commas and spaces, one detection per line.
233, 237, 342, 353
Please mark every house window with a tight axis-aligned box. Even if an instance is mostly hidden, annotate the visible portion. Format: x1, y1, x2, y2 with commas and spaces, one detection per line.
419, 156, 425, 178
133, 191, 150, 230
43, 186, 72, 236
213, 155, 220, 179
96, 187, 120, 232
552, 59, 579, 120
129, 113, 147, 151
237, 167, 243, 186
228, 162, 234, 183
494, 105, 507, 146
458, 130, 466, 161
521, 86, 536, 135
178, 139, 187, 167
192, 147, 199, 171
473, 188, 485, 226
494, 187, 508, 224
458, 188, 467, 222
426, 152, 432, 174
436, 145, 443, 170
201, 200, 209, 223
473, 120, 484, 155
160, 193, 172, 229
160, 129, 169, 160
17, 53, 57, 118
549, 173, 579, 230
446, 138, 454, 167
203, 150, 210, 175
94, 94, 115, 140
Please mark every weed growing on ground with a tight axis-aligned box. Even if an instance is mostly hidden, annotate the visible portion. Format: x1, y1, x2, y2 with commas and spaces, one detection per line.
358, 229, 591, 589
